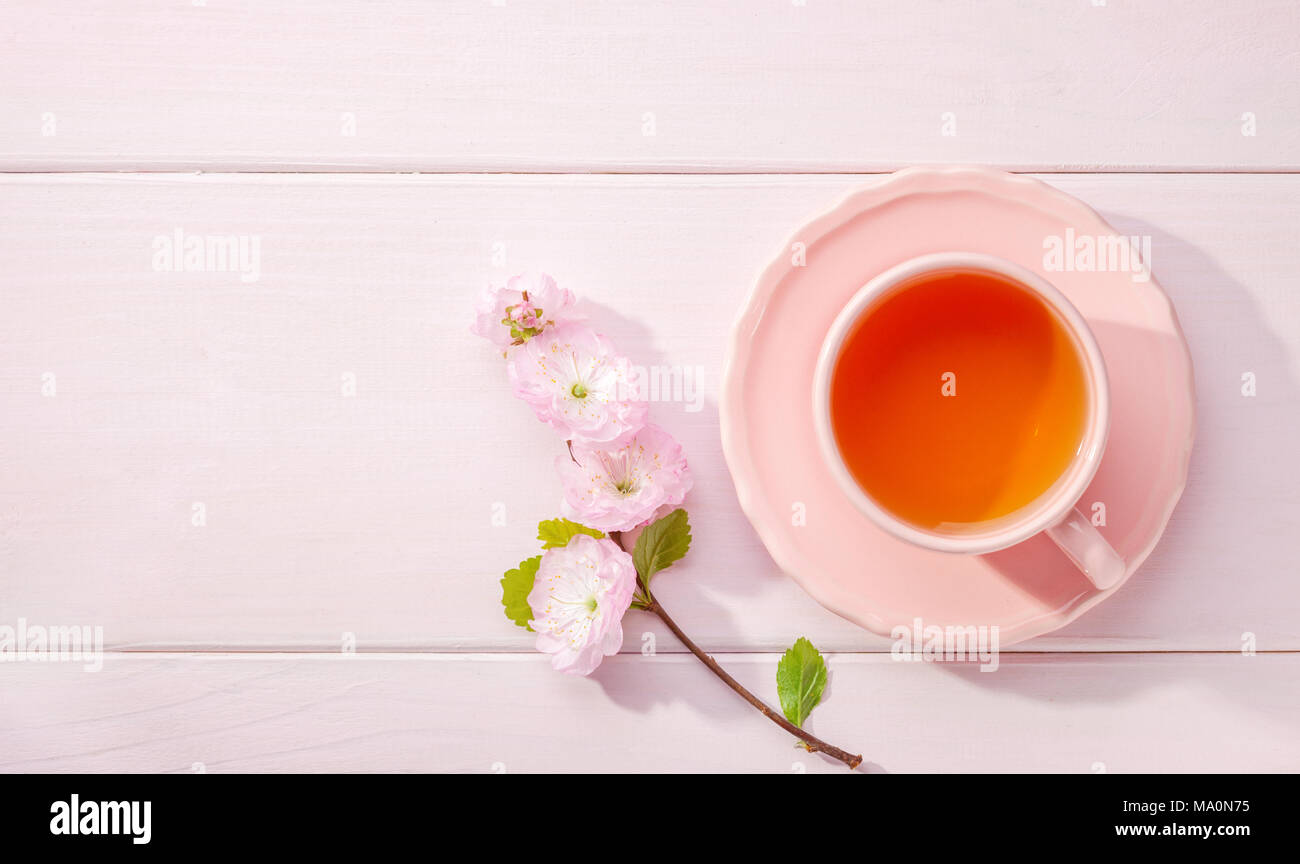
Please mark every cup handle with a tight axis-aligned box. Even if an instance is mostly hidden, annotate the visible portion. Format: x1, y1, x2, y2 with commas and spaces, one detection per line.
1046, 507, 1125, 590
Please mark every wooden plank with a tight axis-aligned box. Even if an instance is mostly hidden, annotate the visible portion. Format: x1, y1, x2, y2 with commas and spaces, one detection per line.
0, 1, 1295, 171
2, 652, 1295, 773
0, 173, 1296, 652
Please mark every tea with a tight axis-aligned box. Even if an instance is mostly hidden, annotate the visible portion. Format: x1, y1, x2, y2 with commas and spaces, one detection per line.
828, 269, 1088, 529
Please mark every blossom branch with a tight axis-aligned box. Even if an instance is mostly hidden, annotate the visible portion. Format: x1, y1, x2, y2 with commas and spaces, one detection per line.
480, 273, 864, 768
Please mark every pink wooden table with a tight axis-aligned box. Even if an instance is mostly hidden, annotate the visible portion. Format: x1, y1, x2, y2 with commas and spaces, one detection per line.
2, 0, 1297, 772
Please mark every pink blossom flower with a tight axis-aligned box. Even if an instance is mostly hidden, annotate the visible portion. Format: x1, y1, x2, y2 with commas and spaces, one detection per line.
556, 423, 693, 532
508, 322, 647, 447
471, 272, 575, 348
527, 534, 637, 675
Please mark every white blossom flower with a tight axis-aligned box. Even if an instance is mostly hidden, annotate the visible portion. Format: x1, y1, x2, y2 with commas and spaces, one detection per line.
508, 322, 647, 447
527, 534, 637, 675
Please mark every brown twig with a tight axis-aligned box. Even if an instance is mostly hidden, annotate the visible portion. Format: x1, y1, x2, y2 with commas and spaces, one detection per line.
610, 531, 863, 770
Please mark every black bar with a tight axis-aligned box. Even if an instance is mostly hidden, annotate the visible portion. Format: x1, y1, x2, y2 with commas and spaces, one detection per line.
0, 775, 1278, 849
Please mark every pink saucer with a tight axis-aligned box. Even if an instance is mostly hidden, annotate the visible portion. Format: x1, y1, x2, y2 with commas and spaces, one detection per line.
720, 167, 1195, 645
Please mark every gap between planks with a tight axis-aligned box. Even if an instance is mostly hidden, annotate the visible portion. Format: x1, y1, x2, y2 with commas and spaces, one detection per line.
88, 649, 1300, 657
1, 168, 1300, 177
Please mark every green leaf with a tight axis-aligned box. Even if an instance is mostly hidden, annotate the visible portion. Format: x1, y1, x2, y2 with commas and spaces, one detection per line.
537, 518, 604, 549
776, 637, 827, 728
501, 556, 542, 630
632, 508, 691, 587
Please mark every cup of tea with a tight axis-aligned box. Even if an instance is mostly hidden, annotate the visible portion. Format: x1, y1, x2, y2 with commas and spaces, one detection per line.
813, 252, 1123, 589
